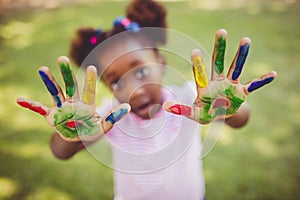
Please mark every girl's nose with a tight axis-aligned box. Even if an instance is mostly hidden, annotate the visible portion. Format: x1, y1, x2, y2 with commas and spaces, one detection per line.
129, 83, 147, 99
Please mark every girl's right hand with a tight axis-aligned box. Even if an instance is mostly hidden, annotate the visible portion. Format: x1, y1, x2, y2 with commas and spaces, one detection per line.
17, 56, 130, 142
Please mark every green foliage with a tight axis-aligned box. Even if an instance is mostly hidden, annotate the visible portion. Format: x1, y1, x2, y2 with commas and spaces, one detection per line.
1, 1, 299, 199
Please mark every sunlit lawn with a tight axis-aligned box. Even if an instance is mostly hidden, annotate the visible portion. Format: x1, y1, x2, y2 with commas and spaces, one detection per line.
0, 0, 299, 199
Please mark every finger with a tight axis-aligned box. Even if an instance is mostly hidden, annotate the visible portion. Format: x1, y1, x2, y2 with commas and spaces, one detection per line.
58, 56, 79, 99
17, 97, 50, 116
191, 49, 209, 90
244, 71, 277, 95
163, 100, 213, 124
82, 65, 97, 105
163, 100, 193, 117
212, 29, 227, 80
101, 103, 131, 133
38, 66, 65, 107
228, 37, 251, 81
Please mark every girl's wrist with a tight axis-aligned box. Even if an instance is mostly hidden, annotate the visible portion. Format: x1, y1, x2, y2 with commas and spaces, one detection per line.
225, 102, 250, 128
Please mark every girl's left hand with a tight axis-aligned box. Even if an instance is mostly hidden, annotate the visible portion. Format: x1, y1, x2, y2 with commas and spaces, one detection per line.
163, 29, 277, 124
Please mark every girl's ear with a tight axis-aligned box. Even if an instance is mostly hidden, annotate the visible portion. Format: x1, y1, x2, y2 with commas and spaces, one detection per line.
158, 54, 166, 66
158, 54, 167, 75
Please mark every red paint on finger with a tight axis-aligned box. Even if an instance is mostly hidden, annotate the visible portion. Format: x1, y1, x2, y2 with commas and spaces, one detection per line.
17, 101, 47, 116
169, 104, 192, 116
17, 101, 31, 108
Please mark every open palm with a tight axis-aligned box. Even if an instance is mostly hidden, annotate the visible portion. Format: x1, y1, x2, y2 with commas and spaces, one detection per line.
17, 57, 130, 141
164, 29, 277, 124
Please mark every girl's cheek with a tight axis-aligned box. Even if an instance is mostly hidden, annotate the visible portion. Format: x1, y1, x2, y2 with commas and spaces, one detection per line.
113, 91, 130, 103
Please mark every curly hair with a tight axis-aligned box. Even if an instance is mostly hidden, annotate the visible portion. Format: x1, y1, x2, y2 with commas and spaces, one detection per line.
70, 0, 167, 69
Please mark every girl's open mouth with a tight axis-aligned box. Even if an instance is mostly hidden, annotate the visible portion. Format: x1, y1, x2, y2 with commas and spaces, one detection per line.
136, 102, 151, 116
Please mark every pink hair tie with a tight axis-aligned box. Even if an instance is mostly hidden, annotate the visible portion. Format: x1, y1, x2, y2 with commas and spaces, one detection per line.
121, 18, 131, 27
113, 16, 140, 33
90, 28, 102, 45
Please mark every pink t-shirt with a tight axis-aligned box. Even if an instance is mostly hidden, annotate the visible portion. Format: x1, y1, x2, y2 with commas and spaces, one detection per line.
96, 82, 205, 200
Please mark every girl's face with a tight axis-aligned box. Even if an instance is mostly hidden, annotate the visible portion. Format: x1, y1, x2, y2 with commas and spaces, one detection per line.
99, 39, 165, 119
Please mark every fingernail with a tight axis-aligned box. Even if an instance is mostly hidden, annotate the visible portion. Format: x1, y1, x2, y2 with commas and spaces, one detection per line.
105, 108, 128, 124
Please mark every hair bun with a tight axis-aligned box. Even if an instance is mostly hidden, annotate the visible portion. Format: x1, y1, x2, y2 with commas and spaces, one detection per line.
126, 0, 167, 44
70, 27, 103, 67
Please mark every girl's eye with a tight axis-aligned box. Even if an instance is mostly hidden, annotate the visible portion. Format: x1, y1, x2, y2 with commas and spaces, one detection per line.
111, 79, 124, 91
135, 68, 150, 80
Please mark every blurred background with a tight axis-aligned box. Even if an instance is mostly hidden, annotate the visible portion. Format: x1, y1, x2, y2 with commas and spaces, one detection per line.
0, 0, 299, 199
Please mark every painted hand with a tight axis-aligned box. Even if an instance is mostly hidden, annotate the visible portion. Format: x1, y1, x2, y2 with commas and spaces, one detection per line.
17, 56, 130, 141
164, 29, 277, 124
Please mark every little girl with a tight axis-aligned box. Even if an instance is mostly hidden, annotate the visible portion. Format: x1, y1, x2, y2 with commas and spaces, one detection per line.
17, 0, 277, 199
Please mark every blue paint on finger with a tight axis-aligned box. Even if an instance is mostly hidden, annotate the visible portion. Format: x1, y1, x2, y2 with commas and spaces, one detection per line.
105, 108, 128, 124
54, 96, 62, 107
39, 70, 62, 107
232, 43, 250, 80
247, 77, 274, 93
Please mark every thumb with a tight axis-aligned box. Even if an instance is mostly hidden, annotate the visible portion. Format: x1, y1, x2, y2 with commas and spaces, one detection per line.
163, 100, 193, 117
163, 100, 211, 124
101, 103, 131, 133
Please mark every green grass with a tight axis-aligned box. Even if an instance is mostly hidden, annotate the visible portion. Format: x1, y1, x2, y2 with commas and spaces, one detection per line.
1, 0, 300, 199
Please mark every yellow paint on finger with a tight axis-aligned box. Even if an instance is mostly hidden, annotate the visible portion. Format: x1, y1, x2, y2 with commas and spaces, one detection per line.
83, 71, 96, 104
192, 56, 208, 88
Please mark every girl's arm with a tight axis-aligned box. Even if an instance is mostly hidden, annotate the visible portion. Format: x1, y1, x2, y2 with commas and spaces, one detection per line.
50, 132, 86, 159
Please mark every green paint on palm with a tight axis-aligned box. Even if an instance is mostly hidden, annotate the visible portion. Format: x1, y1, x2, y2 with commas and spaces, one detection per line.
54, 105, 100, 138
215, 36, 226, 75
224, 86, 245, 114
198, 83, 245, 123
60, 62, 76, 97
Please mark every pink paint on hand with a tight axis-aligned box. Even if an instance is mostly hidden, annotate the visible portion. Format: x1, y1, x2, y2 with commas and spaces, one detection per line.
65, 120, 83, 129
90, 36, 98, 45
169, 104, 192, 117
17, 101, 47, 116
213, 98, 229, 108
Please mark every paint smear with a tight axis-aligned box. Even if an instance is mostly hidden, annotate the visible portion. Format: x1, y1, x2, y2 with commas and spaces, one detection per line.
53, 105, 100, 138
215, 36, 226, 75
105, 108, 128, 124
17, 101, 47, 116
60, 62, 76, 97
198, 85, 245, 123
83, 72, 96, 104
39, 70, 62, 107
65, 120, 83, 129
192, 56, 208, 88
169, 104, 192, 117
248, 77, 274, 93
212, 98, 229, 108
232, 43, 250, 80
